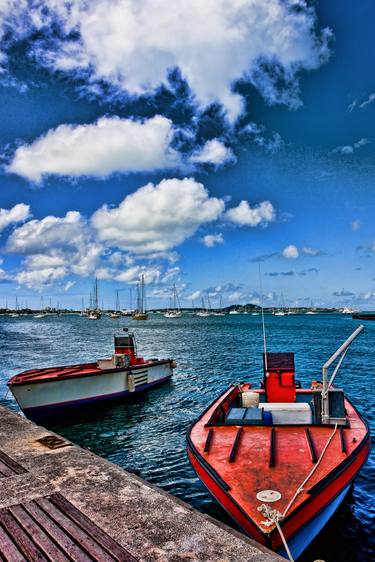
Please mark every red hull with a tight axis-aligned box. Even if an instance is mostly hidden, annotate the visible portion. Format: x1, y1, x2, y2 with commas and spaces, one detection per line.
187, 385, 370, 553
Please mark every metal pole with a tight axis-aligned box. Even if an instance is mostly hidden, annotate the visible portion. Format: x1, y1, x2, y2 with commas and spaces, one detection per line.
321, 324, 364, 423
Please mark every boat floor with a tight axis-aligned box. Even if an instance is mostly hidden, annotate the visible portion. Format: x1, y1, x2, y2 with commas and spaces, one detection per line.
189, 386, 368, 536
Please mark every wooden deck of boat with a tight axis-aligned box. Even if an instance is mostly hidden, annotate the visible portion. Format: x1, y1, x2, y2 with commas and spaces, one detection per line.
189, 386, 368, 535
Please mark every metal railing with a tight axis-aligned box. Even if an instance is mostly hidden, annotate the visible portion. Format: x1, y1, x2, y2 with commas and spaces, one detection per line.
321, 324, 364, 423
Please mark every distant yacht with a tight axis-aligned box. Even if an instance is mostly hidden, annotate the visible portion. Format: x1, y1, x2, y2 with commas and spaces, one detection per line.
229, 309, 240, 315
132, 275, 148, 320
109, 290, 121, 319
341, 306, 357, 314
164, 284, 182, 318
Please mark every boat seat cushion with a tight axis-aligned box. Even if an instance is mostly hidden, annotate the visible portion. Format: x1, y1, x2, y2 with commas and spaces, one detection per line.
226, 407, 264, 425
226, 408, 246, 423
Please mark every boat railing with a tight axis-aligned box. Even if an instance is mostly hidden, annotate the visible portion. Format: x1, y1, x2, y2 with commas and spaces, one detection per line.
321, 324, 364, 423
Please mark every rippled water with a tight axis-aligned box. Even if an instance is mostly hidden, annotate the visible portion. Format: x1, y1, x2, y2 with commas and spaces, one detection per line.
0, 313, 373, 561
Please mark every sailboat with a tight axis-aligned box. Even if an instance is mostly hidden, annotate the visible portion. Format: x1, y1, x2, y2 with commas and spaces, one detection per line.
109, 291, 121, 319
212, 295, 226, 316
196, 297, 211, 317
88, 278, 101, 320
10, 297, 20, 317
34, 296, 47, 318
164, 284, 182, 318
273, 293, 286, 316
132, 275, 148, 320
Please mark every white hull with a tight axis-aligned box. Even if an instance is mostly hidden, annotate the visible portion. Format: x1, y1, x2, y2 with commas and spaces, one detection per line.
11, 362, 172, 415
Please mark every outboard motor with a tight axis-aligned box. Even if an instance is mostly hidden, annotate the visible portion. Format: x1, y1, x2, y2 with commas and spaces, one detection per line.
263, 352, 296, 403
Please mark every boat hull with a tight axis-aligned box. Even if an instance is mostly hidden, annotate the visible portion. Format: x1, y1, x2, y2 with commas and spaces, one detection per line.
188, 437, 369, 559
10, 361, 172, 421
187, 384, 370, 560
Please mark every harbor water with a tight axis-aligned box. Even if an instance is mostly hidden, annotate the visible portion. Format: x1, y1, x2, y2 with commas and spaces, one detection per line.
0, 313, 373, 561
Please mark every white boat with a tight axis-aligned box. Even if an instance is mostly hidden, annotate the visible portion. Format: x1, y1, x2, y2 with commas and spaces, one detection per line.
88, 310, 101, 320
229, 310, 240, 315
273, 311, 286, 316
164, 284, 182, 318
34, 313, 47, 319
164, 310, 182, 318
196, 311, 211, 317
8, 330, 175, 422
341, 307, 357, 314
132, 275, 149, 320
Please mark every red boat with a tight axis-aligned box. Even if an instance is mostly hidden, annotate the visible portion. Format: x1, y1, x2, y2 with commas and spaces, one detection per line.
187, 326, 370, 560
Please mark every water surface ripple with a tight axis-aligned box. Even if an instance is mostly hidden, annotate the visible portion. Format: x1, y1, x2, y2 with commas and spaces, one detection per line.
0, 314, 373, 561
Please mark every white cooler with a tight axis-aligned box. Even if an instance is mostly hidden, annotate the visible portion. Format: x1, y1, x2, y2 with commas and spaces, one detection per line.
261, 402, 312, 425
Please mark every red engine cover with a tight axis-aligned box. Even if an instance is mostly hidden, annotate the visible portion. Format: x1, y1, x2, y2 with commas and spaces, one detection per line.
265, 371, 296, 402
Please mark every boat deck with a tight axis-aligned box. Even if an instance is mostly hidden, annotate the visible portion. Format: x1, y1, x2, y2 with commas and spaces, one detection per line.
188, 386, 369, 539
8, 359, 166, 387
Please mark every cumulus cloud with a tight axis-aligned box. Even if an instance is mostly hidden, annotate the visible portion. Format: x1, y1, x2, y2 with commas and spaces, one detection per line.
92, 177, 225, 254
0, 203, 31, 232
282, 244, 299, 259
7, 211, 102, 289
190, 139, 234, 166
225, 200, 275, 227
8, 115, 182, 182
201, 233, 224, 248
331, 138, 369, 155
0, 1, 331, 122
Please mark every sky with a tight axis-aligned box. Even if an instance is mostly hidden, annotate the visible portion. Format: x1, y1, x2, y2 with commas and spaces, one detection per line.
0, 0, 374, 310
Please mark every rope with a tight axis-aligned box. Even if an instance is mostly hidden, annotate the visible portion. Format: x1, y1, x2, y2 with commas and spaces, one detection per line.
257, 504, 294, 562
258, 424, 338, 561
282, 423, 338, 517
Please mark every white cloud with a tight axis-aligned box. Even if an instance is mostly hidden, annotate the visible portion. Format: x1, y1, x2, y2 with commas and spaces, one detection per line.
202, 233, 224, 247
186, 290, 201, 301
7, 211, 102, 289
115, 265, 162, 285
92, 177, 225, 254
0, 1, 331, 122
225, 200, 275, 227
8, 115, 182, 182
0, 203, 31, 232
351, 220, 361, 232
190, 139, 234, 166
282, 245, 299, 259
331, 138, 369, 155
359, 93, 375, 109
301, 246, 322, 256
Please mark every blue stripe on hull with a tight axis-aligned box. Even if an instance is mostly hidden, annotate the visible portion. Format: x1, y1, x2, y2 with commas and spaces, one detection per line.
278, 484, 351, 560
22, 375, 172, 422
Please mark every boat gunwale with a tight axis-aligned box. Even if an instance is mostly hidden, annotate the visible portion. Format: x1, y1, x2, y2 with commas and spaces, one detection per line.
187, 387, 370, 545
8, 358, 173, 387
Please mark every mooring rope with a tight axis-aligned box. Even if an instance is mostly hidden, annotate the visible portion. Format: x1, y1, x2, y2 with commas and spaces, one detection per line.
282, 423, 338, 517
258, 423, 338, 562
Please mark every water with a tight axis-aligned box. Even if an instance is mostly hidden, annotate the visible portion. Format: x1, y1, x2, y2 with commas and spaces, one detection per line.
0, 313, 373, 561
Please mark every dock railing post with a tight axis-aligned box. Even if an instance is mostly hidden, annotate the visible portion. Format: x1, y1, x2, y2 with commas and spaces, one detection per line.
321, 324, 364, 424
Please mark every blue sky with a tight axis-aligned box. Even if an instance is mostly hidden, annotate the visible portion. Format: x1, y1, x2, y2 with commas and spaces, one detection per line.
0, 0, 374, 310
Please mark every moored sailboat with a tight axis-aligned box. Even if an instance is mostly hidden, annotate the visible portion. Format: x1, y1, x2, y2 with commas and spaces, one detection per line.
132, 275, 148, 320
